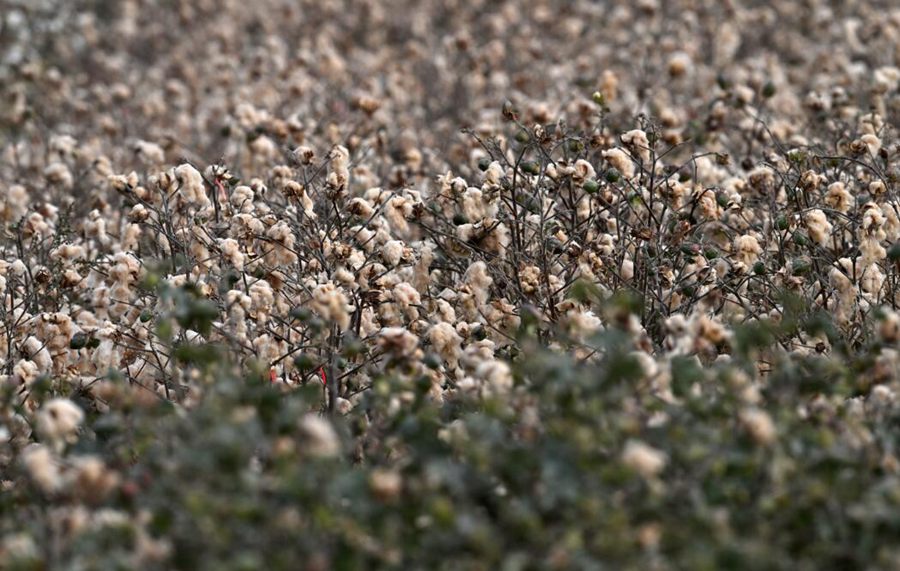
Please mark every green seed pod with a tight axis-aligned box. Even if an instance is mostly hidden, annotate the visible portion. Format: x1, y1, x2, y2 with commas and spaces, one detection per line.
293, 353, 315, 370
289, 307, 313, 322
605, 168, 621, 183
522, 161, 540, 175
582, 180, 600, 194
716, 74, 731, 90
753, 261, 766, 275
791, 257, 810, 274
477, 157, 491, 171
70, 333, 88, 350
888, 242, 900, 261
681, 243, 700, 256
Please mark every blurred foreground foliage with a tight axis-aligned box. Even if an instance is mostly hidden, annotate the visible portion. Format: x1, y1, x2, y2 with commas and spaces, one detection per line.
4, 298, 900, 571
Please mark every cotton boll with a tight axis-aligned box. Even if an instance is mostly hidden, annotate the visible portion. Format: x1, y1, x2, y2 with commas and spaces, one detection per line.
572, 159, 595, 184
347, 197, 375, 218
803, 209, 832, 247
739, 407, 777, 445
384, 195, 414, 235
44, 162, 74, 189
392, 282, 421, 320
1, 184, 29, 223
10, 259, 27, 276
621, 440, 667, 478
133, 140, 165, 166
219, 238, 244, 270
310, 282, 354, 331
173, 163, 209, 207
861, 202, 886, 237
464, 261, 492, 305
621, 258, 635, 281
20, 337, 52, 373
878, 310, 900, 343
35, 398, 84, 448
825, 182, 853, 213
475, 359, 513, 394
859, 134, 882, 157
381, 240, 405, 267
667, 51, 692, 77
734, 235, 762, 266
462, 188, 488, 221
230, 185, 255, 213
264, 220, 298, 266
249, 135, 278, 161
327, 145, 350, 193
428, 322, 463, 369
483, 161, 504, 187
297, 415, 340, 458
67, 455, 120, 503
602, 148, 635, 179
335, 398, 353, 415
13, 359, 40, 386
22, 444, 63, 493
566, 309, 603, 340
379, 327, 420, 358
249, 280, 275, 323
621, 129, 651, 163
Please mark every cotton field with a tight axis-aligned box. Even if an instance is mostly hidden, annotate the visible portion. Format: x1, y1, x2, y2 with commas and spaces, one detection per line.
4, 0, 900, 569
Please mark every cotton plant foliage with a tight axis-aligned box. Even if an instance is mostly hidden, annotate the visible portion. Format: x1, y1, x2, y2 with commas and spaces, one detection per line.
4, 0, 900, 569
